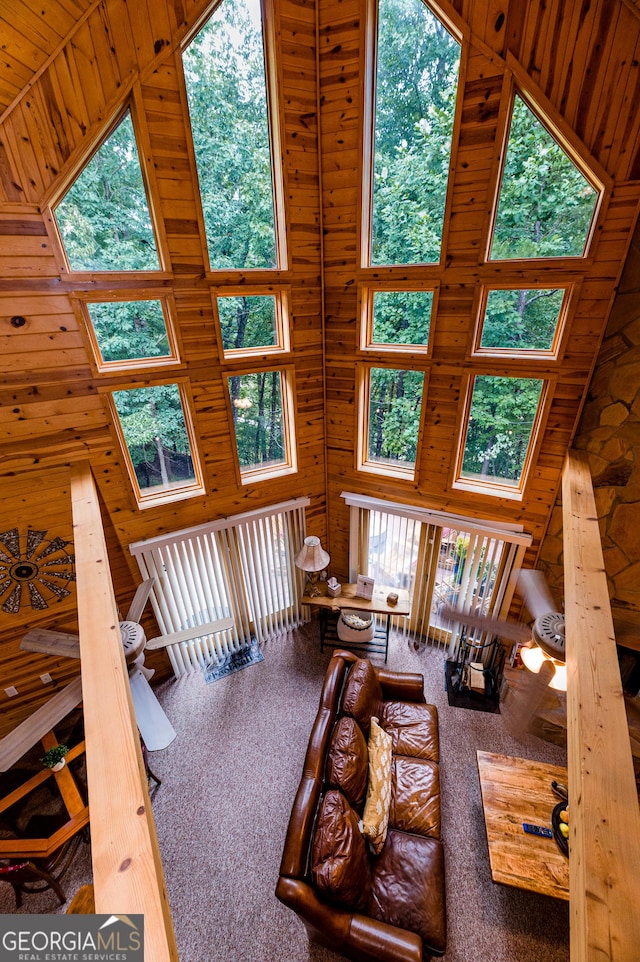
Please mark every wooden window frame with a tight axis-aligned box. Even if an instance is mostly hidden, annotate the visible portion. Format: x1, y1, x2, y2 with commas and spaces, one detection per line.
178, 0, 288, 274
470, 282, 574, 361
104, 378, 205, 509
72, 290, 183, 374
358, 283, 438, 355
212, 286, 291, 360
360, 0, 464, 269
485, 82, 607, 265
46, 92, 170, 277
223, 365, 298, 486
356, 362, 427, 483
452, 372, 551, 501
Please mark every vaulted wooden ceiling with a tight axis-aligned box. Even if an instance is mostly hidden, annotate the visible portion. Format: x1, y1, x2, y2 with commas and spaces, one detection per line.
2, 0, 640, 732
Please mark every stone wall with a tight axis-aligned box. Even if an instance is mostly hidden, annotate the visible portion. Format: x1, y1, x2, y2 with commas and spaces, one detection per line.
538, 223, 640, 643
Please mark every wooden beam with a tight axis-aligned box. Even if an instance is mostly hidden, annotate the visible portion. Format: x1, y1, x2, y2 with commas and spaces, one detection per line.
70, 462, 178, 961
562, 450, 640, 962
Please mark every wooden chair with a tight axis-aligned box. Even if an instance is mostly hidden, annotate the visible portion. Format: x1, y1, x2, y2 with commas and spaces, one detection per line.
0, 833, 82, 908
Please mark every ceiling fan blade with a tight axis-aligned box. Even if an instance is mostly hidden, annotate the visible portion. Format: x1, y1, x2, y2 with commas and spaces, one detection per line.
439, 606, 532, 643
517, 569, 557, 620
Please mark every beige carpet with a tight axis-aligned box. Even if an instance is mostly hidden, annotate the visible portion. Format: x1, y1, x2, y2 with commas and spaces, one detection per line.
1, 623, 570, 962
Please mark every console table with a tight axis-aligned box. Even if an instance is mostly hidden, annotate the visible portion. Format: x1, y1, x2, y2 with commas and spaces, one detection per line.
302, 582, 410, 662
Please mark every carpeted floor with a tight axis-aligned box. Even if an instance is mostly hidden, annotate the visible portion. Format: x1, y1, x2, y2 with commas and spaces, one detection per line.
1, 623, 570, 962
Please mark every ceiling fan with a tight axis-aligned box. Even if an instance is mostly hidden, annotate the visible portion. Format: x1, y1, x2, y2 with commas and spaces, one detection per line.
19, 578, 177, 751
441, 568, 567, 690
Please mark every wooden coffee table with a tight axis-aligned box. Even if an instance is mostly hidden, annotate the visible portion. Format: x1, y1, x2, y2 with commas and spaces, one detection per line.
476, 750, 569, 900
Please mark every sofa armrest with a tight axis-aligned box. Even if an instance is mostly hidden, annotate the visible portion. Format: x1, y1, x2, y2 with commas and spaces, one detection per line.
376, 668, 426, 704
275, 876, 424, 962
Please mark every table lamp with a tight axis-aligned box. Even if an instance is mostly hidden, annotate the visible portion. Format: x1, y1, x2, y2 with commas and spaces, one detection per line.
295, 536, 330, 597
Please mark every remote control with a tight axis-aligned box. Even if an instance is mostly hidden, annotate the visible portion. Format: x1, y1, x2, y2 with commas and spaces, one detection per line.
523, 823, 553, 838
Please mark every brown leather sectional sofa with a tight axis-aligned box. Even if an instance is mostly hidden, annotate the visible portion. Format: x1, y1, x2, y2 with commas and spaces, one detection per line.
276, 650, 446, 962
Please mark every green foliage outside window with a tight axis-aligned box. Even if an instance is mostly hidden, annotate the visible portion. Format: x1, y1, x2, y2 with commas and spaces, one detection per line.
54, 112, 159, 272
461, 376, 543, 486
182, 0, 277, 270
370, 0, 460, 266
217, 295, 277, 352
491, 96, 598, 259
112, 385, 196, 493
480, 288, 565, 351
367, 368, 424, 469
87, 300, 170, 363
371, 290, 433, 345
229, 371, 286, 472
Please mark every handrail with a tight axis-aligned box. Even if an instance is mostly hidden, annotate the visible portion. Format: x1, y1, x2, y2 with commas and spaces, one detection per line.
71, 462, 178, 961
562, 450, 640, 961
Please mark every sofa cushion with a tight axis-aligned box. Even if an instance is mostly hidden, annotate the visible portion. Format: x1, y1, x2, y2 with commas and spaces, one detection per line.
311, 790, 371, 910
381, 700, 440, 761
361, 717, 393, 855
326, 716, 369, 811
368, 829, 447, 956
341, 658, 383, 736
390, 755, 441, 838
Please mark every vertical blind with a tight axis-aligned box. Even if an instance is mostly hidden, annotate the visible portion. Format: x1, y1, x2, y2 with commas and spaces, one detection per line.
343, 492, 531, 655
130, 498, 309, 676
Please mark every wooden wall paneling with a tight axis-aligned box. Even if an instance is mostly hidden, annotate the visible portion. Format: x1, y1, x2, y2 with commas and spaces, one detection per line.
589, 7, 639, 170
574, 2, 621, 152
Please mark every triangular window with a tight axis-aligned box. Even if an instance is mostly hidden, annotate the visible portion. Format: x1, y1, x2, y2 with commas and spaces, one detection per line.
182, 0, 279, 270
367, 0, 460, 266
490, 94, 599, 260
54, 110, 160, 272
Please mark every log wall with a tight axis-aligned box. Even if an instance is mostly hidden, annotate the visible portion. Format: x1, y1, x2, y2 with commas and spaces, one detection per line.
1, 0, 640, 739
0, 0, 325, 735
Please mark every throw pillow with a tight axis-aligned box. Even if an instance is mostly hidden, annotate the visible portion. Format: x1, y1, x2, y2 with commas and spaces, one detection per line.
326, 716, 369, 811
361, 716, 393, 855
311, 790, 371, 910
341, 658, 383, 736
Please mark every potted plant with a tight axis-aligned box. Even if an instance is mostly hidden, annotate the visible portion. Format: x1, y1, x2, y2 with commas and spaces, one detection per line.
40, 744, 69, 772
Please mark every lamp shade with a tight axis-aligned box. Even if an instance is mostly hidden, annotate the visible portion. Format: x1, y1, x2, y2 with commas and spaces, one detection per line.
521, 642, 567, 692
294, 536, 330, 573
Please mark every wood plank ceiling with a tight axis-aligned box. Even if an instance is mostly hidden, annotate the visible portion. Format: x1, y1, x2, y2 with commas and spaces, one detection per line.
1, 0, 640, 733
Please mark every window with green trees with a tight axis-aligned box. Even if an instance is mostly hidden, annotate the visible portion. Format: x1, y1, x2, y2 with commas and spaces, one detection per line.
85, 298, 177, 368
361, 367, 425, 475
368, 0, 460, 266
110, 384, 202, 504
490, 94, 599, 260
363, 289, 434, 349
477, 287, 566, 353
54, 110, 159, 272
227, 370, 296, 480
182, 0, 279, 270
216, 293, 288, 355
459, 375, 544, 488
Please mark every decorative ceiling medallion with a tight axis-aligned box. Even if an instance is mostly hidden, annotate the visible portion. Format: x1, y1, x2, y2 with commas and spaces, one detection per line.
0, 528, 76, 614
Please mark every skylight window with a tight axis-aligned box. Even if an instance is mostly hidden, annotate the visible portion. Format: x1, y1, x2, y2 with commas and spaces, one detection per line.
367, 0, 460, 266
359, 366, 425, 478
476, 287, 566, 354
490, 94, 599, 260
457, 375, 544, 492
361, 289, 434, 351
54, 110, 160, 272
182, 0, 280, 270
110, 383, 203, 507
227, 370, 297, 482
